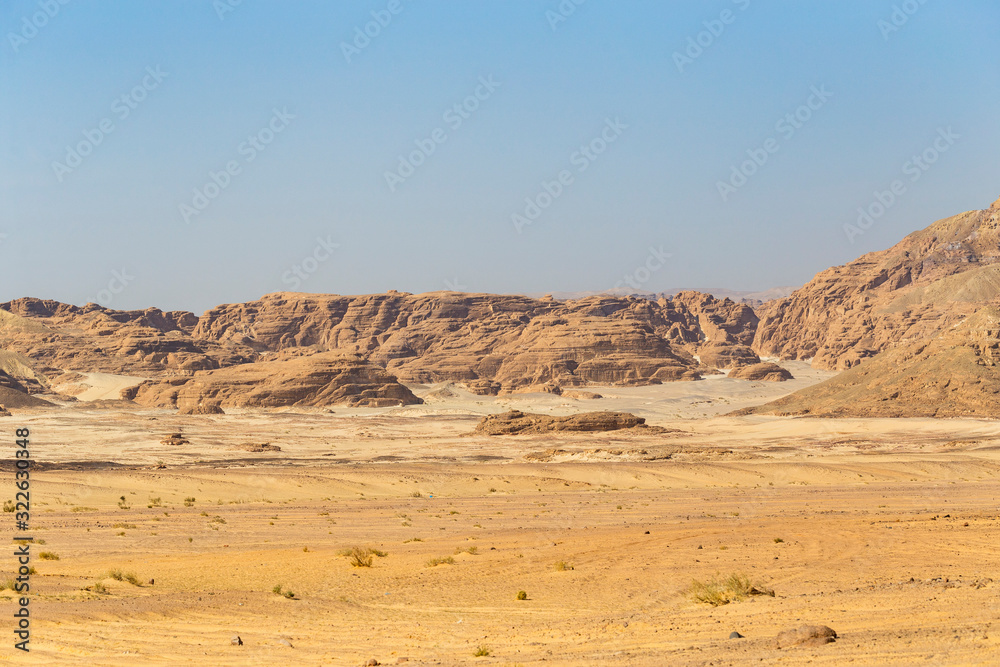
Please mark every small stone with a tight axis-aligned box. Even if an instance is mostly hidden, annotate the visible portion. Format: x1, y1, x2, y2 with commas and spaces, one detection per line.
230, 635, 243, 646
729, 631, 744, 639
363, 660, 380, 666
279, 638, 294, 648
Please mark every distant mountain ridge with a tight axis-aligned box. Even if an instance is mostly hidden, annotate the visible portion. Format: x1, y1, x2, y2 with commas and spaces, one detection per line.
755, 194, 1000, 370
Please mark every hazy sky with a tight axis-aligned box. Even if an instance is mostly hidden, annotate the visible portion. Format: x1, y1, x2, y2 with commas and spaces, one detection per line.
2, 1, 998, 313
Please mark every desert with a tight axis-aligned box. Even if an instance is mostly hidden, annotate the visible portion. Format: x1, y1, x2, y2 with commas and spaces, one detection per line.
6, 3, 1000, 664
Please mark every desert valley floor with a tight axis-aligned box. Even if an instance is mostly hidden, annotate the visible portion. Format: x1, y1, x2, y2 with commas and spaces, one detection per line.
2, 362, 999, 665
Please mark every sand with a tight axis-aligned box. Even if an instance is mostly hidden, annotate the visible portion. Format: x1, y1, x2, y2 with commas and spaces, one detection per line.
1, 368, 998, 664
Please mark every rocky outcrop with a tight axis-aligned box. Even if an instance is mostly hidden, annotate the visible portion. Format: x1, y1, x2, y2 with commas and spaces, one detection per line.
754, 194, 1000, 370
0, 386, 53, 410
1, 291, 760, 393
742, 306, 1000, 417
0, 300, 254, 376
189, 290, 759, 390
126, 351, 423, 410
474, 410, 659, 435
728, 362, 793, 382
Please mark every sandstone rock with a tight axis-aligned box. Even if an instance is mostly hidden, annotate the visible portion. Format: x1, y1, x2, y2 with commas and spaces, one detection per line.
127, 352, 422, 410
189, 291, 759, 389
755, 194, 1000, 370
0, 386, 53, 410
728, 362, 793, 382
562, 389, 603, 399
475, 410, 658, 435
0, 405, 10, 417
698, 344, 760, 369
465, 379, 501, 395
743, 306, 1000, 417
0, 370, 28, 393
178, 403, 225, 415
233, 442, 281, 452
775, 624, 837, 648
0, 299, 255, 376
2, 290, 762, 400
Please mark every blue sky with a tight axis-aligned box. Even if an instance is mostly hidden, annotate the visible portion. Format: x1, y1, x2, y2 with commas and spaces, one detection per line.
2, 0, 998, 313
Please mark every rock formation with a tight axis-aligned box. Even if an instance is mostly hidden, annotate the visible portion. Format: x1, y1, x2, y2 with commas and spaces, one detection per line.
742, 306, 1000, 417
0, 299, 254, 376
126, 351, 422, 409
755, 194, 1000, 370
474, 410, 660, 435
728, 362, 793, 382
188, 290, 761, 390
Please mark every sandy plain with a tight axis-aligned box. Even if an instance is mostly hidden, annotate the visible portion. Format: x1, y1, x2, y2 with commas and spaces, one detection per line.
1, 361, 999, 665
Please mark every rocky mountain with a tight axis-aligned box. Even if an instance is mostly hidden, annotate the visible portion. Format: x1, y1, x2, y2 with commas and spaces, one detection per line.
189, 290, 760, 391
754, 195, 1000, 370
0, 290, 767, 409
0, 299, 253, 376
741, 306, 1000, 417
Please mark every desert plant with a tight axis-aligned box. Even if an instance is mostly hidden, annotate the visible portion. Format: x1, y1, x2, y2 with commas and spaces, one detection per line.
425, 556, 455, 567
516, 590, 528, 600
2, 500, 14, 512
283, 590, 295, 599
689, 573, 774, 606
344, 546, 386, 567
554, 561, 574, 571
117, 496, 130, 510
183, 497, 195, 507
773, 537, 784, 543
39, 552, 59, 561
272, 584, 283, 594
92, 582, 109, 594
473, 645, 491, 657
